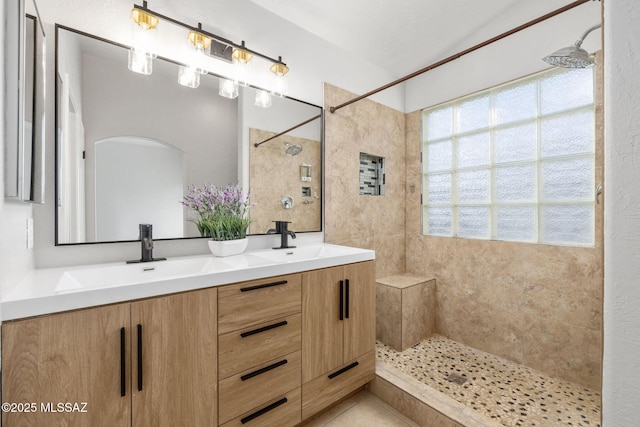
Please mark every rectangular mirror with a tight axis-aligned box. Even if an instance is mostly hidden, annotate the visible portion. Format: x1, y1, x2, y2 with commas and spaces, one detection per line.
55, 26, 322, 245
4, 2, 45, 203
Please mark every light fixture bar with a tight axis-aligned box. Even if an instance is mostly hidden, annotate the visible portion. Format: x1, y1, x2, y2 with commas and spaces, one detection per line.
132, 2, 286, 66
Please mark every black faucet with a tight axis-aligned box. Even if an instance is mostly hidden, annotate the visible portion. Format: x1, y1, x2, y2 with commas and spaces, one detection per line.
127, 224, 166, 263
267, 220, 296, 250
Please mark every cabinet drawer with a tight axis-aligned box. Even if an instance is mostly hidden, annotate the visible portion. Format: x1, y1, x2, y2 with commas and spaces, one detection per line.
219, 313, 301, 379
219, 350, 302, 424
218, 274, 301, 334
220, 387, 301, 427
301, 351, 375, 420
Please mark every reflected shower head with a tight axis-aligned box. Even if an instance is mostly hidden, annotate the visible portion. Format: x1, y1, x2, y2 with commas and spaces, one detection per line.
543, 23, 601, 68
285, 142, 302, 156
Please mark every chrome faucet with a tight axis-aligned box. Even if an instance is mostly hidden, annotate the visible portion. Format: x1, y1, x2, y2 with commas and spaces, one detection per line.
127, 224, 166, 263
267, 220, 296, 250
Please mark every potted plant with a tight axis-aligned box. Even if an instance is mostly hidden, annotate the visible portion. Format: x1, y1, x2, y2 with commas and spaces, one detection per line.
181, 183, 252, 256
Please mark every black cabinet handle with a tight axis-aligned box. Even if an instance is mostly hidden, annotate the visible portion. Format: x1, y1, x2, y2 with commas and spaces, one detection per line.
137, 324, 143, 391
328, 361, 359, 379
240, 320, 288, 338
240, 280, 287, 292
345, 279, 350, 319
120, 327, 126, 397
241, 397, 288, 424
339, 280, 344, 321
241, 359, 288, 381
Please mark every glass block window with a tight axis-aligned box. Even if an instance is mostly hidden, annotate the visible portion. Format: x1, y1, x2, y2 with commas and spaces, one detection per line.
421, 67, 595, 246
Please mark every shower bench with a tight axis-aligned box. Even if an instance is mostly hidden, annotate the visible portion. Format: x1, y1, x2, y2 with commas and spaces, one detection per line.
376, 274, 436, 351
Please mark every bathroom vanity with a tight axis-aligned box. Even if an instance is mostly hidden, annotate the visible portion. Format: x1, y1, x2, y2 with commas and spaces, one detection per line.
1, 245, 375, 426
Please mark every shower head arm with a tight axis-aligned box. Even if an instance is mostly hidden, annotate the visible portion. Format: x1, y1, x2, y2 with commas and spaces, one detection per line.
574, 23, 601, 48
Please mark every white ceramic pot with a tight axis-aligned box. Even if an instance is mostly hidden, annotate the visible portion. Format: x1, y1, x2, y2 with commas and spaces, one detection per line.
208, 238, 249, 257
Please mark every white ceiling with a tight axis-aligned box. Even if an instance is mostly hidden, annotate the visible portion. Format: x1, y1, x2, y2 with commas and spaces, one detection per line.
249, 0, 596, 77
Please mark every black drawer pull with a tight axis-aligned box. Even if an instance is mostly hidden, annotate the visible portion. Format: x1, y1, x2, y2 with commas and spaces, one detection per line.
240, 280, 288, 292
241, 359, 288, 381
345, 279, 350, 319
241, 397, 288, 424
120, 327, 126, 397
328, 361, 359, 379
137, 324, 143, 391
241, 320, 288, 338
339, 280, 344, 321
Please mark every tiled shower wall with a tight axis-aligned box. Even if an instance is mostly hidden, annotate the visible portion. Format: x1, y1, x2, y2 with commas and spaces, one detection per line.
324, 58, 603, 389
403, 56, 604, 389
323, 84, 406, 278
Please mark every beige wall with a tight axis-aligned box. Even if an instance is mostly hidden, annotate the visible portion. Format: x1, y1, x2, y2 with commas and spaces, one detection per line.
403, 57, 604, 389
248, 128, 321, 234
323, 84, 406, 278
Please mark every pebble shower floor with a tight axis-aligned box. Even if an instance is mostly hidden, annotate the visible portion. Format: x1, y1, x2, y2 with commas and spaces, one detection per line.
376, 335, 601, 427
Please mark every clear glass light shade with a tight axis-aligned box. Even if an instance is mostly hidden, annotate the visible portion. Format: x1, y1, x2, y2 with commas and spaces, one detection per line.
270, 61, 289, 98
271, 73, 288, 98
187, 31, 212, 75
232, 48, 253, 86
191, 44, 210, 75
254, 90, 272, 108
128, 49, 153, 75
130, 14, 158, 58
178, 65, 200, 88
234, 60, 251, 86
219, 78, 239, 99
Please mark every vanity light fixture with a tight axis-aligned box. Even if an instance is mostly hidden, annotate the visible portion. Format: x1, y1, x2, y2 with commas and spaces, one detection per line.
254, 89, 272, 108
270, 57, 289, 98
128, 2, 290, 94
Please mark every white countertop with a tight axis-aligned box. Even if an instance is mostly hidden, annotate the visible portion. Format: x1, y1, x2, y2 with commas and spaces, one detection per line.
1, 244, 375, 321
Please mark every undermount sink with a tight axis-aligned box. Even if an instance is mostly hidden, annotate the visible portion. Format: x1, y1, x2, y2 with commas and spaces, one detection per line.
55, 257, 231, 293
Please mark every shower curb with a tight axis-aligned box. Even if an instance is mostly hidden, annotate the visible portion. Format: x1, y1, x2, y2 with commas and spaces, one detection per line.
369, 360, 504, 427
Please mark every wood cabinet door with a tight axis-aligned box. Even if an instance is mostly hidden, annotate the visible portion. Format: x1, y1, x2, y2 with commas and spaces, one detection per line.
301, 266, 344, 383
343, 261, 376, 363
1, 304, 131, 427
131, 288, 217, 427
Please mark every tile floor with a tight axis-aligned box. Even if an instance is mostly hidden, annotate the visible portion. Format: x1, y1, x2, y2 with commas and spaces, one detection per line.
302, 390, 420, 427
377, 335, 602, 427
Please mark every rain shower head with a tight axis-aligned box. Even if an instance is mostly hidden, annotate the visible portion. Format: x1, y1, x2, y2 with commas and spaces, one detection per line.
543, 23, 601, 68
284, 142, 302, 156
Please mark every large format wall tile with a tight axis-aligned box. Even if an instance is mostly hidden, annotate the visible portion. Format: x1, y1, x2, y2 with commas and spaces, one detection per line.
324, 84, 406, 278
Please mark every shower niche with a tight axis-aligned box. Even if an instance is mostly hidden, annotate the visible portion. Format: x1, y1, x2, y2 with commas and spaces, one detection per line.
359, 152, 385, 196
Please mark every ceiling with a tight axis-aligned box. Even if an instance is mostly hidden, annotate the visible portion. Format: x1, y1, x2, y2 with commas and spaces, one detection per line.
249, 0, 595, 77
